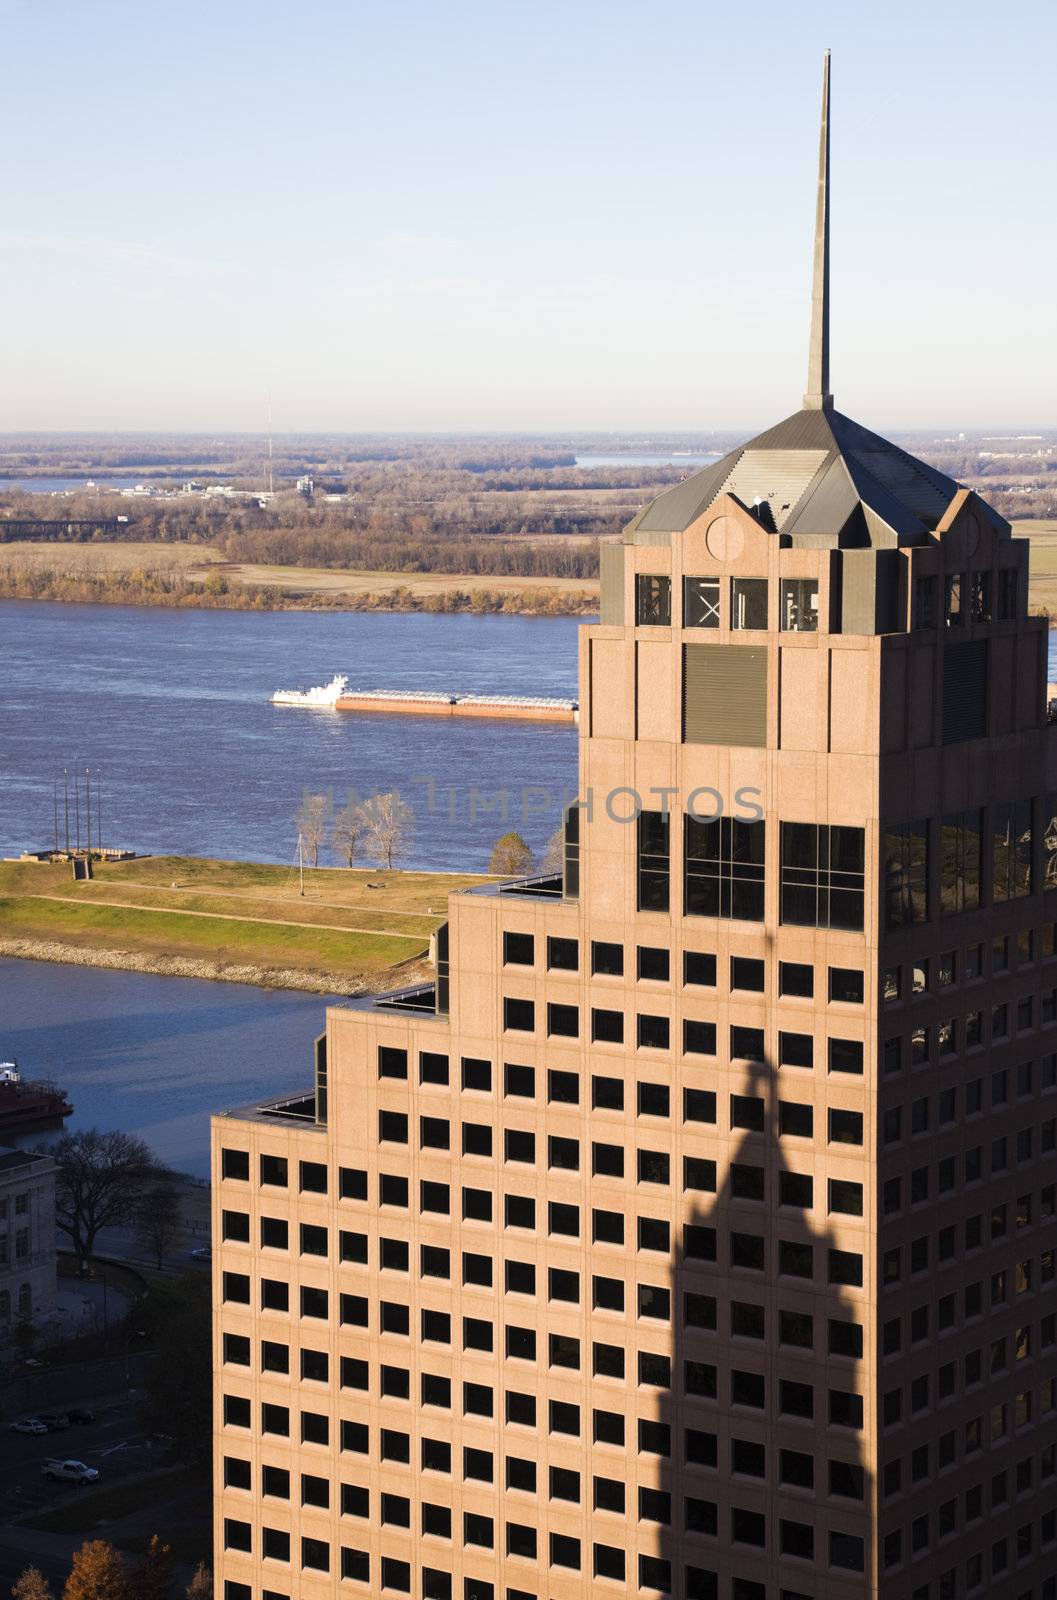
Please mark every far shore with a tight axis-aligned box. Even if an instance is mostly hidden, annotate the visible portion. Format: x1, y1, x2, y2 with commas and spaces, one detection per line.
0, 541, 599, 616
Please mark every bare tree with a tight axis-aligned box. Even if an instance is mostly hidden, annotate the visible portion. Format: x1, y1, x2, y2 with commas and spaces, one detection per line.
358, 791, 414, 870
540, 825, 564, 874
294, 792, 331, 868
331, 798, 365, 868
489, 831, 535, 876
49, 1129, 159, 1277
135, 1184, 182, 1269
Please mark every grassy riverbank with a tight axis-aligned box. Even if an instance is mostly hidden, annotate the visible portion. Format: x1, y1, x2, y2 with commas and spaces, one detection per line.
0, 855, 490, 990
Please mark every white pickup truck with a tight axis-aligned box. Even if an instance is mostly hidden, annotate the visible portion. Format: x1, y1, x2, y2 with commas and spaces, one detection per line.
42, 1458, 99, 1484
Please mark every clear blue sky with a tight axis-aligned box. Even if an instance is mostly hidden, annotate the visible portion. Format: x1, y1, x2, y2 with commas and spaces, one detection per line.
2, 0, 1054, 432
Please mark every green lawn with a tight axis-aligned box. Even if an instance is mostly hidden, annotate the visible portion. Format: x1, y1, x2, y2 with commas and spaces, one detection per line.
0, 893, 425, 976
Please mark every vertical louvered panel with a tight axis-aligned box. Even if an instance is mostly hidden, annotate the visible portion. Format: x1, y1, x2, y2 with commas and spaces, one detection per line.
683, 644, 768, 747
942, 639, 988, 744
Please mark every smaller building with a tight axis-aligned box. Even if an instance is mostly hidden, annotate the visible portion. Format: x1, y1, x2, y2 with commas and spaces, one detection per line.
0, 1146, 57, 1334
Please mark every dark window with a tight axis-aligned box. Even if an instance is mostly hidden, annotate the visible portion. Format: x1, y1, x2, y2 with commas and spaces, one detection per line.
829, 1109, 863, 1145
419, 1050, 449, 1084
731, 1094, 765, 1131
731, 577, 767, 629
222, 1148, 249, 1181
684, 950, 717, 986
883, 819, 930, 929
939, 807, 983, 913
637, 1013, 670, 1050
592, 940, 624, 976
992, 799, 1033, 900
503, 931, 534, 966
592, 1007, 624, 1043
378, 1109, 407, 1144
685, 816, 765, 921
378, 1046, 408, 1079
779, 1171, 812, 1208
828, 966, 863, 1003
731, 1026, 765, 1061
779, 960, 814, 996
638, 810, 671, 912
339, 1166, 367, 1200
638, 945, 670, 982
462, 1056, 491, 1091
731, 956, 765, 992
503, 998, 534, 1032
260, 1154, 288, 1187
222, 1210, 250, 1243
504, 1062, 534, 1098
684, 574, 720, 628
829, 1037, 864, 1075
592, 1075, 623, 1110
547, 1002, 578, 1038
779, 1031, 813, 1068
781, 822, 865, 930
259, 1216, 287, 1249
637, 1081, 670, 1117
683, 1019, 717, 1056
779, 1100, 813, 1137
684, 1088, 716, 1126
547, 936, 578, 970
636, 573, 671, 626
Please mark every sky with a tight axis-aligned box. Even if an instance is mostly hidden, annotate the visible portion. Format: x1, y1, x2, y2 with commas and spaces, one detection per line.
2, 0, 1055, 433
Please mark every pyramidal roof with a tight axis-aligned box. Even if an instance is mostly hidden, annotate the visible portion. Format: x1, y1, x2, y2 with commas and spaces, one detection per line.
630, 54, 1005, 550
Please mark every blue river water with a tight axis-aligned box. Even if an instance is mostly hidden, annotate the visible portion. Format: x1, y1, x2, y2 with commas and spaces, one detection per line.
0, 958, 338, 1176
0, 601, 582, 872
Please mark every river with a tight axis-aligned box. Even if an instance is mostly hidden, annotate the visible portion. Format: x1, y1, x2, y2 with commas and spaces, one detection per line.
0, 601, 581, 872
0, 958, 339, 1177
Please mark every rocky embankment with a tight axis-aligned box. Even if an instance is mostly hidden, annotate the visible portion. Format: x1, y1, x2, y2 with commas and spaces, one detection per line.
0, 935, 376, 994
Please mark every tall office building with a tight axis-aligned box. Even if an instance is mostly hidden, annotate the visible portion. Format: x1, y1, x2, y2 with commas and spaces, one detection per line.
211, 55, 1057, 1600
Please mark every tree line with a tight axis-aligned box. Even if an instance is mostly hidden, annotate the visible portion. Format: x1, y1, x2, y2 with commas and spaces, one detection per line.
11, 1541, 210, 1600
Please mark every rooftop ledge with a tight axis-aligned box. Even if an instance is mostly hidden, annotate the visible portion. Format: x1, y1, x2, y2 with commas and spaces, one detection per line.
217, 1090, 327, 1130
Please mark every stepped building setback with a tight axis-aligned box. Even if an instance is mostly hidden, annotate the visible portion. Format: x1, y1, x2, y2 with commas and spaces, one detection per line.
211, 54, 1057, 1600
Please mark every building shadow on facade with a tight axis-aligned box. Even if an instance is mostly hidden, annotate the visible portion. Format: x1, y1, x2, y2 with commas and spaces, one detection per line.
657, 1046, 872, 1600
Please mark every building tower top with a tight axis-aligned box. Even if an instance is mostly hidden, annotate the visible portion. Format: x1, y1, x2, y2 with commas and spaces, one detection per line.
803, 49, 833, 412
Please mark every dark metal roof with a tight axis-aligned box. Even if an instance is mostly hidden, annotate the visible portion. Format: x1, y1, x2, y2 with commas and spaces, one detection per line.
632, 406, 981, 546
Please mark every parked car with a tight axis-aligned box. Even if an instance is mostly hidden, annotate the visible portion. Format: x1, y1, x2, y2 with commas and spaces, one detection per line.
38, 1412, 70, 1431
66, 1408, 96, 1426
42, 1458, 99, 1484
9, 1418, 47, 1435
190, 1245, 211, 1261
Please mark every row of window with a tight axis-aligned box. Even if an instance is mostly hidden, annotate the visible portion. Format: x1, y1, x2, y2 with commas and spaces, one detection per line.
884, 926, 1057, 1005
885, 1508, 1057, 1587
220, 1569, 1055, 1600
885, 1008, 1057, 1076
638, 814, 866, 930
635, 573, 821, 634
914, 566, 1020, 630
885, 801, 1042, 928
224, 1512, 864, 1583
223, 1385, 865, 1456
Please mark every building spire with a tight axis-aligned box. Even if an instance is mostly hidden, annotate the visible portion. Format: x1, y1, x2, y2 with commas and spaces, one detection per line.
804, 49, 833, 411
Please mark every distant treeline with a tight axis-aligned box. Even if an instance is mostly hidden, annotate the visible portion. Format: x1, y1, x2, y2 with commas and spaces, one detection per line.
0, 563, 597, 616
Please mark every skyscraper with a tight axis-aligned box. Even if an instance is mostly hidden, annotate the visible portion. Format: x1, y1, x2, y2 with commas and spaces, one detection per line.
211, 54, 1057, 1600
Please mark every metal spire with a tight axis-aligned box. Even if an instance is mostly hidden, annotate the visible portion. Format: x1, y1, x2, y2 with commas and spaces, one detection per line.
804, 50, 833, 411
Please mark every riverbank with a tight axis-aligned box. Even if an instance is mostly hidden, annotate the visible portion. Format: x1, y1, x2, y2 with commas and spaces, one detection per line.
0, 545, 600, 615
0, 856, 489, 989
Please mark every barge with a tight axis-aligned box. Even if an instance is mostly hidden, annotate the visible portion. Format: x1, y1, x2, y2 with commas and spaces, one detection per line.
334, 690, 578, 724
0, 1062, 73, 1130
